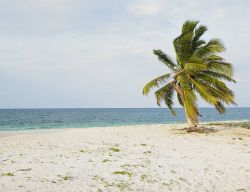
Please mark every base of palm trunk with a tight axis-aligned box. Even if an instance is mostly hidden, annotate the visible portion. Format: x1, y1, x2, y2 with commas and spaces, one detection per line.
186, 126, 216, 133
186, 126, 198, 133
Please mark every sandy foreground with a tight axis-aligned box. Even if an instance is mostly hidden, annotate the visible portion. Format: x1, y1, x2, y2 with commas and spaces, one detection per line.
0, 123, 250, 192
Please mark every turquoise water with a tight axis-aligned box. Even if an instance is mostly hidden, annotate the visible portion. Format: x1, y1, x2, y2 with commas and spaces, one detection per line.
0, 108, 249, 131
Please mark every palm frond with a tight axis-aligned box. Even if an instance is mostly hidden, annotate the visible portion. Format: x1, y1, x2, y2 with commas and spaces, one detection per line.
182, 20, 199, 34
193, 25, 207, 41
173, 34, 193, 66
192, 25, 207, 49
208, 62, 233, 77
215, 101, 225, 113
196, 74, 234, 97
195, 39, 225, 58
191, 79, 218, 105
206, 39, 225, 52
154, 83, 176, 115
192, 77, 235, 105
204, 55, 225, 62
184, 62, 208, 72
201, 70, 236, 82
174, 21, 199, 66
143, 73, 172, 95
153, 50, 177, 71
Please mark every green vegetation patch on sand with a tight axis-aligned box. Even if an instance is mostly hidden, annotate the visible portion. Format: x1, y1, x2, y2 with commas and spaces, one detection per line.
80, 149, 87, 153
57, 175, 74, 181
112, 171, 132, 177
2, 172, 14, 176
102, 159, 111, 163
109, 147, 120, 152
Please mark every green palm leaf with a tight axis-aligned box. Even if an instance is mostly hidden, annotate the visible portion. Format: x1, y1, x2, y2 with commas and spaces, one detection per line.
154, 83, 176, 115
208, 62, 233, 77
201, 71, 236, 82
192, 25, 207, 50
143, 73, 172, 95
153, 50, 177, 70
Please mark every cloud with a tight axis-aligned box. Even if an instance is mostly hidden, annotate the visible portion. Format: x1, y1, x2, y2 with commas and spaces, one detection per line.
127, 0, 164, 16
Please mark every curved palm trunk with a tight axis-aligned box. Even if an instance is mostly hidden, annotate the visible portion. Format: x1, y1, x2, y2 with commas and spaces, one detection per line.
184, 106, 197, 128
173, 84, 198, 129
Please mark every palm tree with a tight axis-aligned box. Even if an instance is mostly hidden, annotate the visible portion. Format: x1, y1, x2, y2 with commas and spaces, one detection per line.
143, 20, 236, 130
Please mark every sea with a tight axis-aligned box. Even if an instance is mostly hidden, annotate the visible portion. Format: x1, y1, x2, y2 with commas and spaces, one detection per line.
0, 108, 249, 131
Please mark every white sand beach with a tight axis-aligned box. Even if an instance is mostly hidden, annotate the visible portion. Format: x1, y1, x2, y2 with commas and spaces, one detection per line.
0, 123, 250, 192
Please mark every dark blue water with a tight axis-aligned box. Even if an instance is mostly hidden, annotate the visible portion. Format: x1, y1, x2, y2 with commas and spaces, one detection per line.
0, 108, 249, 131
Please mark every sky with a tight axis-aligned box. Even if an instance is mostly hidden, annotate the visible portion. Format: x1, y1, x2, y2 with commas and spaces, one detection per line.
0, 0, 250, 108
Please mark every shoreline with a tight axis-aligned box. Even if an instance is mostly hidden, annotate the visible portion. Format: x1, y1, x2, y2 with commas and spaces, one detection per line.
0, 119, 249, 135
